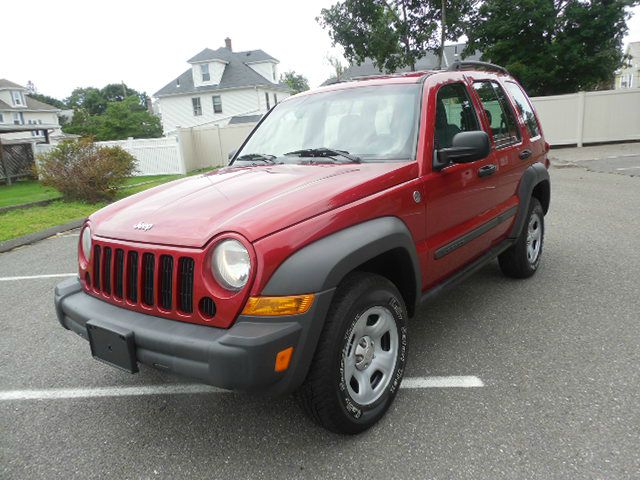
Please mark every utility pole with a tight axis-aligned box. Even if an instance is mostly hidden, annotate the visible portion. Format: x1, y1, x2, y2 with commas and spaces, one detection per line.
121, 81, 127, 100
438, 0, 447, 69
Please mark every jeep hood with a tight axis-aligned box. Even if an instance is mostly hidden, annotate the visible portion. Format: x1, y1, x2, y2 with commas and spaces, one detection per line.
91, 162, 418, 247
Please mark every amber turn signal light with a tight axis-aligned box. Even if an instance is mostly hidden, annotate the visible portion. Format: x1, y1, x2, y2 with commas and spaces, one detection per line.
241, 294, 315, 316
275, 347, 294, 372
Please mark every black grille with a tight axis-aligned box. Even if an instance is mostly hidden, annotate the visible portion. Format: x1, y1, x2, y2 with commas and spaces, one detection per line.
93, 245, 101, 289
114, 249, 124, 299
102, 247, 112, 294
127, 251, 138, 303
90, 244, 195, 317
158, 255, 173, 310
178, 258, 195, 313
142, 253, 155, 306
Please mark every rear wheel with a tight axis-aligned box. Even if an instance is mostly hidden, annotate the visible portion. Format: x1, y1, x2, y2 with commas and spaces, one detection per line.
499, 197, 544, 278
296, 272, 408, 434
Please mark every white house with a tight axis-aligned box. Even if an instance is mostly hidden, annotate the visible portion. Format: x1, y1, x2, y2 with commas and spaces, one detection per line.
154, 38, 291, 134
615, 42, 640, 89
0, 79, 61, 143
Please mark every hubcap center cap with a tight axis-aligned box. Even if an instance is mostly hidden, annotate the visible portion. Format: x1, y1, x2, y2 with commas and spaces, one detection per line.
354, 336, 375, 371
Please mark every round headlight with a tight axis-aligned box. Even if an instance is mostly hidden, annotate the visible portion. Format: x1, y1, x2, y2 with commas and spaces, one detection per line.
211, 239, 250, 291
81, 226, 92, 262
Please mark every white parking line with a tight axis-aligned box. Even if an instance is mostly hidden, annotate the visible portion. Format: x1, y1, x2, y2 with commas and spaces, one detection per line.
615, 166, 640, 171
0, 376, 485, 401
401, 376, 485, 388
0, 273, 76, 282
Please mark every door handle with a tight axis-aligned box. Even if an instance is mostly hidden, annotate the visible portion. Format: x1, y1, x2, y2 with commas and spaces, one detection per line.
519, 149, 532, 160
478, 164, 497, 177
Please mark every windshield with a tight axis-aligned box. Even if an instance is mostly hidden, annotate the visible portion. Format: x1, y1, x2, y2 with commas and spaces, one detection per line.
235, 84, 422, 162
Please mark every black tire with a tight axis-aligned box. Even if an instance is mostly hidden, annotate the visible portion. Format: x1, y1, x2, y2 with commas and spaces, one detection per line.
499, 197, 545, 278
295, 272, 408, 434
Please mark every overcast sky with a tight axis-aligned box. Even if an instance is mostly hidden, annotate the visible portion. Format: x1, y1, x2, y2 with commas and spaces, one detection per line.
2, 0, 639, 100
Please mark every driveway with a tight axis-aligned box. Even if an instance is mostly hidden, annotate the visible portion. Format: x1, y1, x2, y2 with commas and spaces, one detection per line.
1, 159, 639, 479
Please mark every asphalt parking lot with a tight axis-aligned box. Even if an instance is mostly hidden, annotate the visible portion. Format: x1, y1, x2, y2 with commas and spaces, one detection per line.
1, 159, 639, 479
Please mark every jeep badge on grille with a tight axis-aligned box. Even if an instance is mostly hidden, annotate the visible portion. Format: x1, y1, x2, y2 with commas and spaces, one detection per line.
133, 222, 154, 231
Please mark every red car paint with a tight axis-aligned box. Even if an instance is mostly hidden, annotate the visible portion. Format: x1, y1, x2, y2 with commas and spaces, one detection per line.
80, 70, 548, 329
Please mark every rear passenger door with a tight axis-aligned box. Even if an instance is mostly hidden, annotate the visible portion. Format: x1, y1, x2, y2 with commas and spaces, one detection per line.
470, 80, 525, 235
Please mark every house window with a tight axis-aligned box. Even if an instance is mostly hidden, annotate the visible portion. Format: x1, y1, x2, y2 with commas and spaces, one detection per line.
13, 112, 24, 125
201, 64, 210, 82
0, 113, 4, 123
272, 64, 276, 81
12, 90, 25, 106
212, 95, 222, 114
265, 92, 270, 110
274, 93, 278, 105
192, 97, 202, 116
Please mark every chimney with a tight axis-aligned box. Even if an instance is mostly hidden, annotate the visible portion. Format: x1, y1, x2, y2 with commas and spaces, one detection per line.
225, 37, 232, 51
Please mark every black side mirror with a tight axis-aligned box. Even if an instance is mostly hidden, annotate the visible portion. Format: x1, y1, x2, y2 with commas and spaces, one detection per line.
228, 149, 237, 160
434, 131, 491, 170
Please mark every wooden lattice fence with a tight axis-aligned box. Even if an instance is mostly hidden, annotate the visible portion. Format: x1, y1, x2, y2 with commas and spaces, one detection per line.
0, 143, 35, 185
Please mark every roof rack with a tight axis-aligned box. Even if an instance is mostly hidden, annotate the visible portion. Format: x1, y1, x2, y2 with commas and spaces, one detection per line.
447, 61, 509, 75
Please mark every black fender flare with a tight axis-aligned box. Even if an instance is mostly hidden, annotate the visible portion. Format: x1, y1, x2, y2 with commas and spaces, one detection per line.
509, 162, 550, 239
262, 216, 421, 307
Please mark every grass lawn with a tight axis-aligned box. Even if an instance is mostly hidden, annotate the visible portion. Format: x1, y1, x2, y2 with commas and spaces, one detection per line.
0, 180, 60, 208
0, 169, 215, 242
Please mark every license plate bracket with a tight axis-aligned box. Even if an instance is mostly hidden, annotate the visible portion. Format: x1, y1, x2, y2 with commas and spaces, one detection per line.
86, 320, 138, 373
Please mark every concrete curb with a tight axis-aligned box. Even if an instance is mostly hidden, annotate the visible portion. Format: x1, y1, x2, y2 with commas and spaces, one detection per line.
0, 219, 85, 254
0, 197, 63, 214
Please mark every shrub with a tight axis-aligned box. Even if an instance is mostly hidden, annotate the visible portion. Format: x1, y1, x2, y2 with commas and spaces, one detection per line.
37, 138, 136, 203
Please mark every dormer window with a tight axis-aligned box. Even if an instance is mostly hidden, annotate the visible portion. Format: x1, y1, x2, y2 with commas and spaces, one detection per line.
12, 90, 25, 106
201, 64, 210, 82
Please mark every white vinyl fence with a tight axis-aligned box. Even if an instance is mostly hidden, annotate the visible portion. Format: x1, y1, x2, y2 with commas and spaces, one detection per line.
35, 136, 186, 176
530, 89, 640, 146
176, 123, 257, 171
35, 124, 258, 176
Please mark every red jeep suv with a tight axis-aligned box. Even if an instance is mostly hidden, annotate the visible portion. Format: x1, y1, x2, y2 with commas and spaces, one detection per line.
55, 61, 550, 434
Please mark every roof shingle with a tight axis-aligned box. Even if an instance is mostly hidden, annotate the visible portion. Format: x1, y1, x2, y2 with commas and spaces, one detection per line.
155, 48, 286, 97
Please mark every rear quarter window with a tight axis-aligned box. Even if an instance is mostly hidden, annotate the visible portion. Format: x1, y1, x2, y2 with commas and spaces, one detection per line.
505, 81, 541, 139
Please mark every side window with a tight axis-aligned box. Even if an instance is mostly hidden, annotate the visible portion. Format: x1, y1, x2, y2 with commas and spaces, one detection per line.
472, 81, 521, 147
434, 83, 480, 149
505, 81, 540, 139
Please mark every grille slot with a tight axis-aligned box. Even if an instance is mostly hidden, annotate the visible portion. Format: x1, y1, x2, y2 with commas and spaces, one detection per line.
93, 245, 101, 289
127, 251, 139, 303
114, 249, 124, 299
142, 253, 155, 306
102, 247, 112, 294
178, 257, 195, 313
158, 255, 173, 310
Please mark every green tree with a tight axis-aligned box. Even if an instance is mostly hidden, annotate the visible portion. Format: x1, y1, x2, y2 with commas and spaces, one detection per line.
66, 87, 107, 115
101, 83, 149, 108
280, 71, 310, 94
27, 93, 66, 109
63, 96, 162, 141
466, 0, 639, 96
95, 96, 162, 140
318, 0, 474, 73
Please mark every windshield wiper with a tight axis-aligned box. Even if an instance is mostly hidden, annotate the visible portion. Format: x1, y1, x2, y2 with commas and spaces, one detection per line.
234, 153, 277, 164
284, 148, 361, 163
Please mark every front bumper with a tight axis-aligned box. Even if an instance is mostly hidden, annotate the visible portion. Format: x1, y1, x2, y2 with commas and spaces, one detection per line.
54, 278, 334, 395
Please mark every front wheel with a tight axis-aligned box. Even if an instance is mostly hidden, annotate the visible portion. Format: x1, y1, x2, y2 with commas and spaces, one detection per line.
499, 197, 545, 278
296, 272, 408, 434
